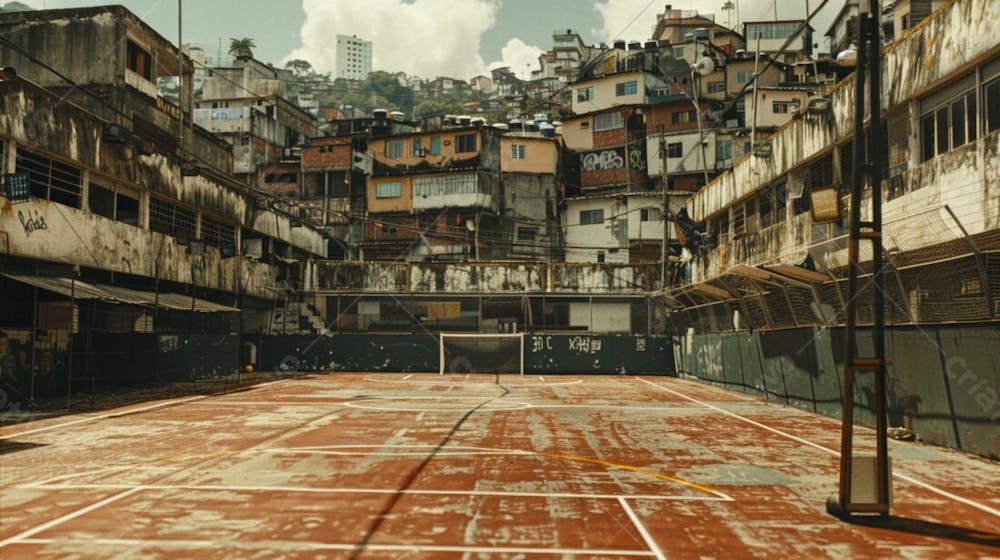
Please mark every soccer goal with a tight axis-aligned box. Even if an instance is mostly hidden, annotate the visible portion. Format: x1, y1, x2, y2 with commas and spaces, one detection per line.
439, 332, 525, 375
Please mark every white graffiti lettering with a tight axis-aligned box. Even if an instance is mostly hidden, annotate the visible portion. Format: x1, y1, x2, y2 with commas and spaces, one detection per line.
581, 150, 624, 172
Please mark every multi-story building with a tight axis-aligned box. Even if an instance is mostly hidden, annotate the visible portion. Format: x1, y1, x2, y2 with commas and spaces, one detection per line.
653, 6, 746, 55
743, 20, 813, 63
335, 34, 372, 81
0, 6, 326, 396
361, 124, 560, 262
193, 56, 317, 188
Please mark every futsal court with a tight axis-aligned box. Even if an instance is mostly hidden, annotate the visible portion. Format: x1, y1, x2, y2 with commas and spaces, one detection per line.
1, 373, 998, 558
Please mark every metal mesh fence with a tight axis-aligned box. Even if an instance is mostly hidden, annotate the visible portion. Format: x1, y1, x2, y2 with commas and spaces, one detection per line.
669, 206, 999, 333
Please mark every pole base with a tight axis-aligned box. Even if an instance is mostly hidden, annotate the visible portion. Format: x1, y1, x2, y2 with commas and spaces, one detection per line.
826, 495, 850, 520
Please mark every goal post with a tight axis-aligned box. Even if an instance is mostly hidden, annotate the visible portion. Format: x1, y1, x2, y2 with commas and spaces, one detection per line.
438, 332, 525, 375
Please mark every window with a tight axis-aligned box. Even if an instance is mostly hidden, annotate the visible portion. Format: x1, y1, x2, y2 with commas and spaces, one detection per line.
640, 207, 662, 222
708, 81, 726, 93
429, 136, 441, 155
580, 121, 590, 129
89, 181, 139, 226
716, 139, 732, 161
579, 209, 605, 225
736, 71, 754, 84
576, 86, 594, 102
773, 101, 800, 114
594, 111, 624, 131
126, 39, 152, 81
759, 186, 773, 228
149, 198, 196, 242
413, 173, 479, 197
746, 22, 800, 40
455, 133, 477, 153
517, 227, 537, 241
386, 139, 403, 158
411, 138, 423, 157
673, 47, 685, 58
615, 80, 638, 96
666, 142, 682, 158
375, 181, 402, 198
920, 75, 978, 161
201, 215, 235, 250
511, 144, 526, 160
15, 148, 82, 208
986, 78, 1000, 134
671, 110, 698, 124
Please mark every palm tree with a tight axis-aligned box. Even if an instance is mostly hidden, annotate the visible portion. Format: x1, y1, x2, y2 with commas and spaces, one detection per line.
228, 37, 256, 60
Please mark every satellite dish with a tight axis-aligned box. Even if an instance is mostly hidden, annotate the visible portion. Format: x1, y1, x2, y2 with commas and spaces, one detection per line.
691, 56, 715, 76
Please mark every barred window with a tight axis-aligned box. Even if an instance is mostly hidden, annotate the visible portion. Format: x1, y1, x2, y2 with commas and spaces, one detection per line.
201, 215, 235, 250
579, 209, 604, 225
615, 80, 638, 96
149, 197, 196, 242
708, 81, 726, 93
385, 139, 403, 158
511, 144, 526, 160
414, 173, 478, 197
15, 148, 83, 208
671, 110, 698, 124
375, 182, 402, 198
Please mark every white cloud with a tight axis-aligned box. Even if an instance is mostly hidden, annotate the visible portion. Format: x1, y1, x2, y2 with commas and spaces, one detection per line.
288, 0, 494, 80
489, 38, 544, 79
592, 0, 661, 43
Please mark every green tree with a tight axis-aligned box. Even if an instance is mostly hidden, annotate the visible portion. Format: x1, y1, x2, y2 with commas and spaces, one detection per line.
228, 37, 256, 59
285, 59, 314, 77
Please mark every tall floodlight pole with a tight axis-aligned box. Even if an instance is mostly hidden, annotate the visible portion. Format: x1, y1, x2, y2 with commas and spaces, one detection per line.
828, 0, 890, 519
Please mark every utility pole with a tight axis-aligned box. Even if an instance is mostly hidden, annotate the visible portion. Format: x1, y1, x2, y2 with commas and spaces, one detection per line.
828, 0, 890, 519
659, 124, 668, 289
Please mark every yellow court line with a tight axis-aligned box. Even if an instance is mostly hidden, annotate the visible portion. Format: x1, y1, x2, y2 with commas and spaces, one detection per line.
539, 452, 722, 498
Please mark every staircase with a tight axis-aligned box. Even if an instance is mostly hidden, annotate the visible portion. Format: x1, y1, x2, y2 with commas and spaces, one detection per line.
268, 302, 333, 336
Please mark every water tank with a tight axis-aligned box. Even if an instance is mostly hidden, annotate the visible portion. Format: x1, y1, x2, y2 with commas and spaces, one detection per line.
735, 49, 747, 58
372, 108, 388, 119
471, 117, 486, 127
628, 41, 642, 51
390, 110, 405, 120
508, 119, 523, 131
538, 122, 555, 138
492, 123, 509, 131
524, 122, 540, 132
613, 40, 627, 50
458, 115, 472, 126
644, 40, 659, 51
695, 27, 710, 40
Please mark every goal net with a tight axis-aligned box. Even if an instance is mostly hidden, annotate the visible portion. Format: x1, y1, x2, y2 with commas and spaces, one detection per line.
439, 333, 525, 375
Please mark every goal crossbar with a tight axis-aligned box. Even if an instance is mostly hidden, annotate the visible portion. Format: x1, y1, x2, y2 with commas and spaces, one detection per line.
438, 332, 525, 375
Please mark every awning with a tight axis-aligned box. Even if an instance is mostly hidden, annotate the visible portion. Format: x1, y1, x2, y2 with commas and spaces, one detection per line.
2, 274, 239, 313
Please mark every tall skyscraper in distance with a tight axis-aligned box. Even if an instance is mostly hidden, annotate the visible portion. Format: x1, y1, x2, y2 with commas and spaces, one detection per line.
335, 34, 372, 81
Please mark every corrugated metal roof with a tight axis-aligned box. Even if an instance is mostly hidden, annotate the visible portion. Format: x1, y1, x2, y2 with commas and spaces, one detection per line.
2, 274, 239, 313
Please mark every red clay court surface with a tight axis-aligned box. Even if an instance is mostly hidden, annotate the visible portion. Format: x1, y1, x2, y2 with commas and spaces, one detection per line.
1, 373, 998, 559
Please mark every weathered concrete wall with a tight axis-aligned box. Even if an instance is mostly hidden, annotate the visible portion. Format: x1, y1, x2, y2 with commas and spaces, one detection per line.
306, 262, 658, 294
677, 324, 1000, 459
0, 199, 280, 298
689, 0, 1000, 222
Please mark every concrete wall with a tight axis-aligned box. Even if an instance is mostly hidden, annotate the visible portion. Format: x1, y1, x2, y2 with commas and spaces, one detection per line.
677, 325, 1000, 459
305, 261, 659, 294
564, 197, 628, 263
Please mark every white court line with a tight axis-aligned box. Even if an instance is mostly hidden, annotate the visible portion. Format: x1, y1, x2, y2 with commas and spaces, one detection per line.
361, 376, 584, 387
402, 374, 413, 380
618, 497, 667, 560
22, 482, 731, 503
0, 396, 207, 439
14, 537, 654, 556
0, 378, 295, 440
635, 377, 1000, 518
0, 487, 143, 548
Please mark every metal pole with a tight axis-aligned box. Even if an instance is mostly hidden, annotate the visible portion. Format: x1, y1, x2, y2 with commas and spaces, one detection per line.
29, 283, 37, 402
691, 70, 710, 186
659, 124, 668, 289
750, 34, 762, 151
867, 0, 890, 512
66, 276, 75, 409
177, 0, 183, 148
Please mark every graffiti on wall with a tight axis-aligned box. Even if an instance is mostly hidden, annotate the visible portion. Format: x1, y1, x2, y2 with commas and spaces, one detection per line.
17, 208, 47, 237
581, 149, 624, 172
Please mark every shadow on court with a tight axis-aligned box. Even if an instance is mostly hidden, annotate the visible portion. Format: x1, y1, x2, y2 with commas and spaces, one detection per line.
848, 515, 1000, 548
